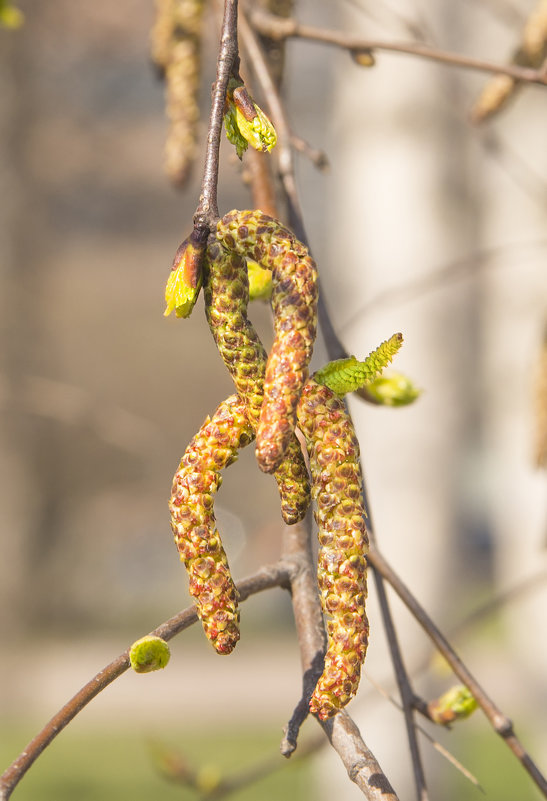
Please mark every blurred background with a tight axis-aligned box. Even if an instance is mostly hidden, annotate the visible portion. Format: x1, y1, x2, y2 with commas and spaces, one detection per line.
0, 1, 545, 799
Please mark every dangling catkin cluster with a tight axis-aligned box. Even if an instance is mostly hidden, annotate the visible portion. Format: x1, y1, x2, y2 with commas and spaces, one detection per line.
169, 394, 253, 654
217, 209, 318, 474
166, 205, 412, 717
297, 378, 369, 719
204, 240, 311, 524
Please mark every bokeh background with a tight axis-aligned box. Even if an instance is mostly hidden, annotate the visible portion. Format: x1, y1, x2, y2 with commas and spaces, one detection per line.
0, 1, 546, 799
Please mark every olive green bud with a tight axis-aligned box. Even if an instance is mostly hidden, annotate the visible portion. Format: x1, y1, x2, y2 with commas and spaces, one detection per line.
129, 636, 171, 673
224, 79, 277, 159
428, 685, 478, 725
365, 372, 420, 406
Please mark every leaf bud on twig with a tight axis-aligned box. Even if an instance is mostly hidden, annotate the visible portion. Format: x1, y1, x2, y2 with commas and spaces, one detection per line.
224, 78, 277, 159
129, 636, 171, 673
164, 230, 206, 318
427, 685, 478, 725
362, 372, 420, 406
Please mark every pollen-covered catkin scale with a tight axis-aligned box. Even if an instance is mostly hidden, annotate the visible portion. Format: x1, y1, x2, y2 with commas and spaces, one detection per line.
297, 379, 369, 720
169, 394, 253, 654
217, 210, 318, 474
204, 241, 310, 524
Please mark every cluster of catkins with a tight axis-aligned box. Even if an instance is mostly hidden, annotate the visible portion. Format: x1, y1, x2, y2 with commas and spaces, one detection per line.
167, 209, 403, 719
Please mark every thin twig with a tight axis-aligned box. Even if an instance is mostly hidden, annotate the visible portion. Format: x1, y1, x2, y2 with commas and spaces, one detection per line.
342, 0, 435, 42
194, 0, 239, 236
241, 24, 405, 796
280, 516, 327, 757
238, 8, 349, 365
155, 732, 323, 799
0, 564, 291, 801
290, 134, 330, 172
244, 148, 279, 217
338, 238, 547, 334
248, 10, 547, 86
238, 9, 304, 235
363, 486, 429, 800
366, 674, 484, 793
368, 545, 547, 798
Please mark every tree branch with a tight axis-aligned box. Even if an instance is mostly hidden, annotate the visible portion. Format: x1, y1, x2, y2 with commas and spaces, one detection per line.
238, 8, 304, 235
0, 563, 291, 801
248, 9, 547, 86
368, 545, 547, 798
360, 458, 429, 800
280, 517, 400, 801
194, 0, 239, 235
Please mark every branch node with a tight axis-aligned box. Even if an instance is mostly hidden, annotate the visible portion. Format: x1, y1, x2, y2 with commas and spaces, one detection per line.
494, 715, 515, 738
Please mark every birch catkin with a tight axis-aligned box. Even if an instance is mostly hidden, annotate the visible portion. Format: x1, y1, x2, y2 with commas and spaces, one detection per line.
204, 240, 310, 524
169, 394, 253, 654
217, 210, 318, 474
151, 0, 204, 186
297, 378, 369, 719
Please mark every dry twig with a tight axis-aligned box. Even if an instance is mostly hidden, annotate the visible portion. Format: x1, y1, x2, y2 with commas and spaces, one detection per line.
248, 8, 547, 86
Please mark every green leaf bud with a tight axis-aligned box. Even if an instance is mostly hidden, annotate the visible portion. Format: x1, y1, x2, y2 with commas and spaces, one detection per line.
428, 685, 478, 725
129, 636, 171, 673
223, 79, 277, 159
164, 231, 205, 318
365, 372, 421, 406
223, 104, 249, 159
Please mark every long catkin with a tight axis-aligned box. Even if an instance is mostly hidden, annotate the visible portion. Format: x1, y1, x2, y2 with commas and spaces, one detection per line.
297, 378, 369, 719
204, 239, 310, 524
216, 210, 318, 474
169, 394, 252, 654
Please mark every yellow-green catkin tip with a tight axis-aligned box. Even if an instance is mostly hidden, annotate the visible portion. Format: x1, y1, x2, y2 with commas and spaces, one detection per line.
247, 259, 273, 301
314, 333, 403, 396
129, 636, 171, 673
428, 685, 478, 725
365, 372, 421, 406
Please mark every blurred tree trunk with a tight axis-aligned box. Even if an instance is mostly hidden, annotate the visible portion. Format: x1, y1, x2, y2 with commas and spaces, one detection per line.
0, 14, 64, 632
319, 1, 482, 795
